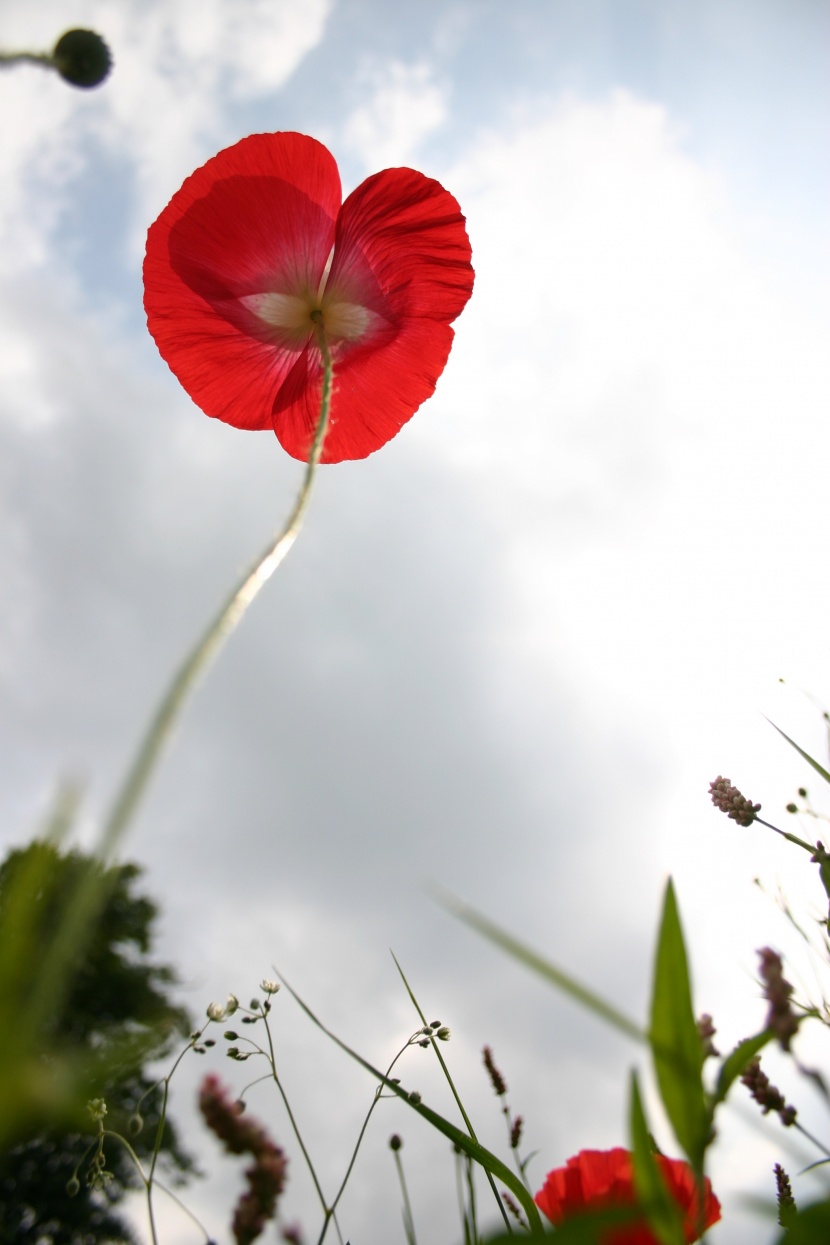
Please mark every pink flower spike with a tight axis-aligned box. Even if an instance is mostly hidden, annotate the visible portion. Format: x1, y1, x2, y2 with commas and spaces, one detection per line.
144, 132, 474, 464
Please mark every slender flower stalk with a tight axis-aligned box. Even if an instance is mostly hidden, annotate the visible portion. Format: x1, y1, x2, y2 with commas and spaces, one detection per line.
23, 332, 333, 1055
100, 319, 333, 858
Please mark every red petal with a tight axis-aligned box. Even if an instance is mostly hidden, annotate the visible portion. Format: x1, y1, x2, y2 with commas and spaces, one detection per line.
144, 132, 341, 431
271, 167, 474, 462
331, 165, 474, 324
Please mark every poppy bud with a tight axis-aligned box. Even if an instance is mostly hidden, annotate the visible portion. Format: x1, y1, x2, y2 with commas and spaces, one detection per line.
51, 29, 112, 88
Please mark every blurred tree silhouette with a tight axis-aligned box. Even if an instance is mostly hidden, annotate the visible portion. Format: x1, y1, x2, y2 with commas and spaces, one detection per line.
0, 841, 195, 1244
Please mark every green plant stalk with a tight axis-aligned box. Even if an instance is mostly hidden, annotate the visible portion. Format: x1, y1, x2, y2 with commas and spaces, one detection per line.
19, 327, 335, 1110
391, 953, 511, 1233
319, 1036, 419, 1245
258, 1007, 342, 1245
279, 974, 546, 1237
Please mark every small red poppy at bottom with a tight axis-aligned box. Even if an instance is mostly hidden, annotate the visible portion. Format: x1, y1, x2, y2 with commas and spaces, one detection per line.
143, 131, 474, 465
534, 1148, 721, 1244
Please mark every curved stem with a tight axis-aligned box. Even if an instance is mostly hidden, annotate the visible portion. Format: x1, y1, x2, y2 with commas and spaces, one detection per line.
100, 324, 334, 857
22, 333, 334, 1062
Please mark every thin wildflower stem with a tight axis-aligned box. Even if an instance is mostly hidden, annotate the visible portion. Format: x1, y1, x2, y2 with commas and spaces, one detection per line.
392, 1144, 417, 1245
757, 818, 817, 853
101, 320, 335, 858
319, 1039, 416, 1245
20, 329, 334, 1065
391, 953, 512, 1233
260, 1004, 343, 1245
0, 50, 54, 70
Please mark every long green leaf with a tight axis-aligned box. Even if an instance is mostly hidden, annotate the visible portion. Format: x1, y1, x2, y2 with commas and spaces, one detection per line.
766, 720, 830, 786
629, 1071, 685, 1245
390, 953, 511, 1234
279, 976, 546, 1237
648, 880, 709, 1168
434, 888, 644, 1042
712, 1030, 772, 1109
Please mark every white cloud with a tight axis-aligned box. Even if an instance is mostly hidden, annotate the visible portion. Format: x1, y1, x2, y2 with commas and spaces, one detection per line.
341, 60, 448, 170
1, 26, 828, 1233
0, 0, 333, 264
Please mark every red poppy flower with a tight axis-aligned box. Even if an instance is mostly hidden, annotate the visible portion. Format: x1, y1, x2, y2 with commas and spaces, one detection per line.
143, 132, 474, 464
535, 1148, 721, 1244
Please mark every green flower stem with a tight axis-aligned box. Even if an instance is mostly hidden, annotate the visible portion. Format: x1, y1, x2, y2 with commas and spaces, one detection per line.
0, 50, 53, 69
24, 328, 333, 1065
102, 317, 334, 858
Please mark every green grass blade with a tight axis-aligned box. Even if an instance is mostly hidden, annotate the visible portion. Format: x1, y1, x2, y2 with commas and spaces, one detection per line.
766, 720, 830, 786
433, 888, 644, 1043
390, 952, 511, 1233
648, 880, 709, 1168
629, 1070, 685, 1245
712, 1030, 772, 1109
279, 975, 546, 1237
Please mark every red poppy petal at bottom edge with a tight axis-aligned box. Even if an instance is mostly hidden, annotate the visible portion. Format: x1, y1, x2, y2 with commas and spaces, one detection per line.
272, 318, 457, 463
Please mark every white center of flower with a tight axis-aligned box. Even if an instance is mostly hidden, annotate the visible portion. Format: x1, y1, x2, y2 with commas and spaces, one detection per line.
240, 288, 372, 348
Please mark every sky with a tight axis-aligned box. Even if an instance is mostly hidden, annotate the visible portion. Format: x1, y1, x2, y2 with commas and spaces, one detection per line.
1, 1, 830, 1241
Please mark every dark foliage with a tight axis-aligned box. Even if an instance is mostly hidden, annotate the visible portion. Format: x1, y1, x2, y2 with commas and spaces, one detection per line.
0, 842, 195, 1244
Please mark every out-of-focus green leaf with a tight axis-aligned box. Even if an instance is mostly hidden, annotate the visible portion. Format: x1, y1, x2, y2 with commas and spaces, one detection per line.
712, 1030, 772, 1108
433, 887, 644, 1042
629, 1071, 685, 1245
775, 1198, 830, 1243
649, 880, 709, 1168
477, 1206, 644, 1243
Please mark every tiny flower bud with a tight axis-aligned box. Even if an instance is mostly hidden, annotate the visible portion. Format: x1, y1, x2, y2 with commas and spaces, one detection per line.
224, 1031, 239, 1041
87, 1099, 107, 1121
224, 993, 239, 1016
207, 1001, 226, 1021
250, 999, 261, 1010
66, 1176, 80, 1196
128, 1113, 143, 1136
51, 29, 112, 88
408, 1091, 422, 1105
786, 803, 798, 814
389, 1134, 402, 1151
798, 787, 808, 798
436, 1026, 451, 1041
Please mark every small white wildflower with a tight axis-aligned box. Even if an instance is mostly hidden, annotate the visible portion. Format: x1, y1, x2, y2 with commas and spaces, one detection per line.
260, 979, 280, 995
